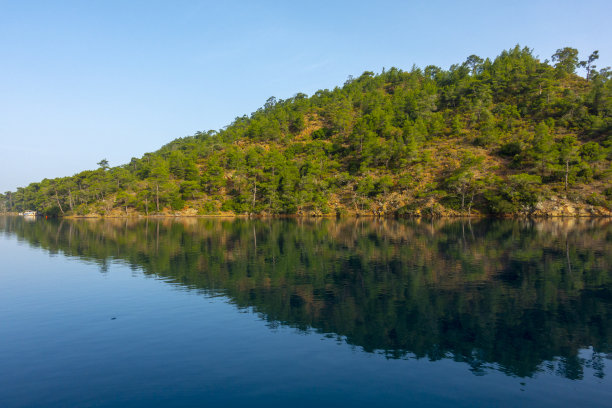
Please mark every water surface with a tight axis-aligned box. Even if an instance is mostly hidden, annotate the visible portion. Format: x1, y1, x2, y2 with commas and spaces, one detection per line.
1, 216, 611, 407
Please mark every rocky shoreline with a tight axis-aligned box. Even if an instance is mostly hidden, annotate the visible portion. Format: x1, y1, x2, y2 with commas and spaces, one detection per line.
3, 194, 612, 219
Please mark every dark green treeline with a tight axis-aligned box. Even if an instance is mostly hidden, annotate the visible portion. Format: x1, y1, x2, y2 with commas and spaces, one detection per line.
2, 216, 611, 379
1, 46, 611, 216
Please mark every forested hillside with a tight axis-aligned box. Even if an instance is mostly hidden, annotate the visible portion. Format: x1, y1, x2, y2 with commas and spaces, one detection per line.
2, 46, 611, 217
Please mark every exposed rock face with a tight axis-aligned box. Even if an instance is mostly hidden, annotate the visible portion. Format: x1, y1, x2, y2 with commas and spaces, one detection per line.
530, 197, 612, 217
62, 196, 612, 219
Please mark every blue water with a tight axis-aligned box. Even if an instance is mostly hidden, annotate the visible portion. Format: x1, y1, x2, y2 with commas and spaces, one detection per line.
0, 217, 610, 407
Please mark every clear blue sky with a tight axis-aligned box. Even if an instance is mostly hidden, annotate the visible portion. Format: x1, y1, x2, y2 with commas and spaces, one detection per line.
1, 0, 611, 192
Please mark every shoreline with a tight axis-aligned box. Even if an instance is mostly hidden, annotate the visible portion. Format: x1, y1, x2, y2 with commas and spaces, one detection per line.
2, 212, 610, 219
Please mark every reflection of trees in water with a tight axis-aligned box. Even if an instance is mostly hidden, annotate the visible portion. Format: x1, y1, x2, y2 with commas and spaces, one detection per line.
2, 216, 611, 379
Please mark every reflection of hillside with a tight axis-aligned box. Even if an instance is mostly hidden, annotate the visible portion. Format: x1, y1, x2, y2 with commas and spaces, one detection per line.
1, 216, 611, 379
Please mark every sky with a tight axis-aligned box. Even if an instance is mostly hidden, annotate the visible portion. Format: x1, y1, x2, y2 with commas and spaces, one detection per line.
1, 0, 611, 192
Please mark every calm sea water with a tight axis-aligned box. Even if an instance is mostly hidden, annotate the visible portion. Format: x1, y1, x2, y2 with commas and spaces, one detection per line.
1, 216, 610, 407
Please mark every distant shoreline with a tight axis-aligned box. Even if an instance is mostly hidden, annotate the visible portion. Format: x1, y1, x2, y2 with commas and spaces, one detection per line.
2, 212, 610, 219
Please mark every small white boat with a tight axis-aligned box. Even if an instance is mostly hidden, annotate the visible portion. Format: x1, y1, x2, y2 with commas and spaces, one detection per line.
23, 210, 37, 217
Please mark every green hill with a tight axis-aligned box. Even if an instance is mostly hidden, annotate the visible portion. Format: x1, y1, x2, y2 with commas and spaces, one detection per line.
2, 46, 611, 217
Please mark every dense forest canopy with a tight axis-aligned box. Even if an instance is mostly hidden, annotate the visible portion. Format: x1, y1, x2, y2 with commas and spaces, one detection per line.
2, 46, 611, 216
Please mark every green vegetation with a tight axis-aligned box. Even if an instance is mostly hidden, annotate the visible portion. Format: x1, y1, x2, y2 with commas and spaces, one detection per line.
2, 216, 611, 378
1, 46, 611, 216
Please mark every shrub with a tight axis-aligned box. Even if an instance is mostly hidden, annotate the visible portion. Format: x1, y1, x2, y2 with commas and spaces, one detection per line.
586, 193, 609, 209
499, 141, 522, 157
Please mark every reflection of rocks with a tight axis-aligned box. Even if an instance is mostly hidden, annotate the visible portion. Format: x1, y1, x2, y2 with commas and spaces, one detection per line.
1, 216, 611, 379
